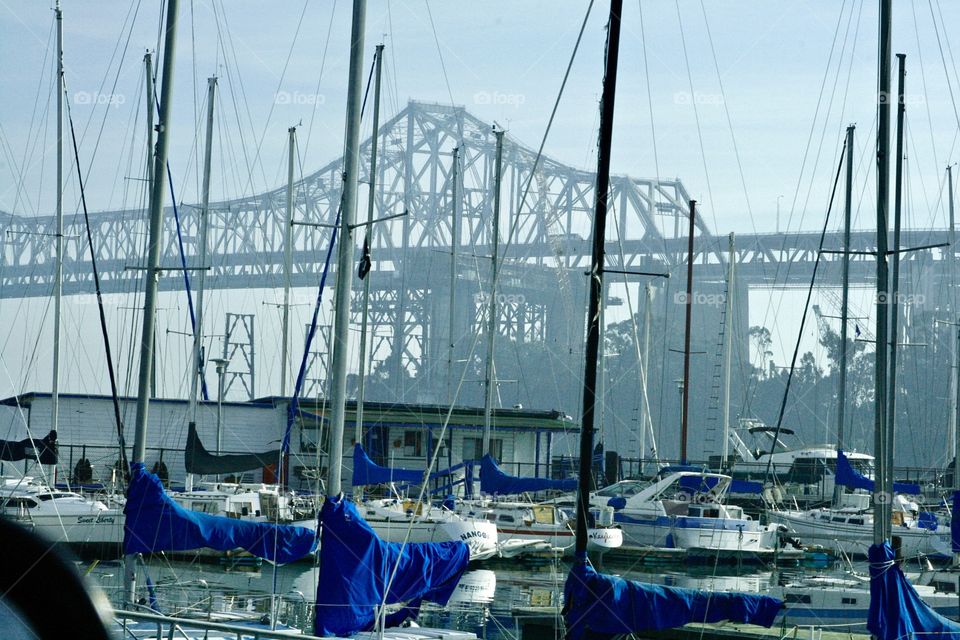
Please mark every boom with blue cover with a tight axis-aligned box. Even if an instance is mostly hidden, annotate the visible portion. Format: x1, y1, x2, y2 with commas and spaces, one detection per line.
479, 454, 576, 495
123, 463, 315, 563
314, 495, 469, 637
352, 444, 426, 486
563, 563, 782, 640
868, 541, 960, 640
836, 449, 920, 494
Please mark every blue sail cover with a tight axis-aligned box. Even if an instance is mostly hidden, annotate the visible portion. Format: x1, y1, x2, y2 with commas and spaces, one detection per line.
563, 563, 782, 640
479, 454, 576, 495
352, 444, 454, 486
836, 449, 920, 494
314, 495, 469, 637
953, 491, 960, 554
123, 463, 316, 563
868, 541, 960, 640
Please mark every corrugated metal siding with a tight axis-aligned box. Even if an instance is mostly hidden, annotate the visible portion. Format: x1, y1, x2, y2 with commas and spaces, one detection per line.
27, 397, 283, 485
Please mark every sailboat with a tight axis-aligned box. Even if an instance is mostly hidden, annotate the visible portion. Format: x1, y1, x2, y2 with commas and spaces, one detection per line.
562, 1, 784, 636
764, 123, 941, 560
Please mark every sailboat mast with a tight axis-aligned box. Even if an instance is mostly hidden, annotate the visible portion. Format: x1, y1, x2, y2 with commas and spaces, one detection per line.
575, 0, 623, 557
281, 127, 295, 397
873, 0, 893, 546
126, 0, 180, 605
447, 145, 461, 404
639, 283, 652, 475
51, 0, 63, 478
325, 0, 367, 498
482, 129, 505, 455
355, 43, 384, 446
680, 200, 696, 466
886, 54, 906, 492
721, 233, 735, 468
189, 77, 216, 427
949, 164, 957, 466
834, 124, 854, 507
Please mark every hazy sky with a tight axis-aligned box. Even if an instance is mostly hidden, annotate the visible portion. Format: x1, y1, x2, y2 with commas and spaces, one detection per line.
2, 1, 958, 235
1, 1, 960, 417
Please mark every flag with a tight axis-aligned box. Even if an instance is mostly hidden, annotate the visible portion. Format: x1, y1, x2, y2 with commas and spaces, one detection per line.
855, 324, 861, 338
358, 233, 371, 280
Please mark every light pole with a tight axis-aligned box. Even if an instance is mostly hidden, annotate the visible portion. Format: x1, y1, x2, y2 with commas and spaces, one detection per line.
209, 358, 229, 480
776, 195, 784, 233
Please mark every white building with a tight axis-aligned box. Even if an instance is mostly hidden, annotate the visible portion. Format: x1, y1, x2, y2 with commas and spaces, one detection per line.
0, 392, 577, 494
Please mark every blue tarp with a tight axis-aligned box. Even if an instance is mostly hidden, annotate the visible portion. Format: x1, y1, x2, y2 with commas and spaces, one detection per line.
479, 454, 576, 495
836, 449, 920, 495
730, 479, 763, 494
563, 562, 782, 640
953, 491, 960, 554
867, 541, 960, 640
352, 444, 425, 486
123, 463, 316, 563
314, 495, 469, 637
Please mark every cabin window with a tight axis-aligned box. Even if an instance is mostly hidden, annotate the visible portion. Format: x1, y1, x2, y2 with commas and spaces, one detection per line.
498, 514, 515, 523
849, 518, 864, 525
463, 437, 503, 461
842, 597, 857, 605
403, 430, 424, 457
832, 516, 847, 523
785, 594, 811, 604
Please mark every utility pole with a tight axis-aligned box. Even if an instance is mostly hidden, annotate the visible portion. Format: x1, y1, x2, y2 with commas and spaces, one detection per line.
680, 200, 696, 466
949, 164, 957, 464
482, 129, 505, 456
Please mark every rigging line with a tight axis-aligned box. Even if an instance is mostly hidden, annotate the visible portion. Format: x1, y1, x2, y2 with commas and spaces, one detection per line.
698, 0, 756, 236
910, 0, 941, 180
675, 0, 718, 232
64, 80, 129, 478
762, 139, 847, 483
422, 0, 456, 108
927, 0, 960, 133
302, 0, 339, 160
231, 0, 312, 200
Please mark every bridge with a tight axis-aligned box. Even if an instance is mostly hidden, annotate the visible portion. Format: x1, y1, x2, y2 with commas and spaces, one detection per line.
1, 101, 954, 400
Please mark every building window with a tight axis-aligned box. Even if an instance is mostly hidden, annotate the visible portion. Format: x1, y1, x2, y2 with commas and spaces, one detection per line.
403, 430, 424, 457
463, 437, 502, 461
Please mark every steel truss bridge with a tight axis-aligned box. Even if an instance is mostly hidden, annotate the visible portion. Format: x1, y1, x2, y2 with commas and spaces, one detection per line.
2, 101, 955, 398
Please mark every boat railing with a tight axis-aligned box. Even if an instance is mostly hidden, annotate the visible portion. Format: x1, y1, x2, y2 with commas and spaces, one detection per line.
114, 609, 321, 640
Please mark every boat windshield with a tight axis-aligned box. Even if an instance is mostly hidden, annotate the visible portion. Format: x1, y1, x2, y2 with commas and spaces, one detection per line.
596, 481, 646, 498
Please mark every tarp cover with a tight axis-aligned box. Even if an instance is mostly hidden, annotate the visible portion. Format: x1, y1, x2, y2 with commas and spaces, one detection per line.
352, 444, 426, 486
479, 454, 576, 495
0, 430, 57, 465
836, 449, 920, 495
314, 495, 469, 637
953, 491, 960, 554
123, 462, 315, 563
867, 541, 960, 640
563, 562, 782, 640
184, 422, 280, 476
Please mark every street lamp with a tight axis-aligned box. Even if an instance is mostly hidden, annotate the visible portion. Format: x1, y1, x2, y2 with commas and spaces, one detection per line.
208, 358, 229, 466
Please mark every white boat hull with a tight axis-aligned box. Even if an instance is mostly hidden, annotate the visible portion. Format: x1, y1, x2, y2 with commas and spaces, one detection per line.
767, 509, 940, 558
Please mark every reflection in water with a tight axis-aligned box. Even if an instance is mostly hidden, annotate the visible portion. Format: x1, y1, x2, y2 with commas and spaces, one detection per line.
88, 555, 862, 638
